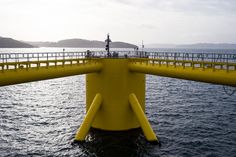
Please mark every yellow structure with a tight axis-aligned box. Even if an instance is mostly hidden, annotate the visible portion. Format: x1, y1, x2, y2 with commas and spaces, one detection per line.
75, 58, 157, 142
129, 60, 236, 87
86, 59, 145, 130
129, 93, 157, 142
75, 93, 102, 141
0, 51, 236, 143
0, 62, 102, 86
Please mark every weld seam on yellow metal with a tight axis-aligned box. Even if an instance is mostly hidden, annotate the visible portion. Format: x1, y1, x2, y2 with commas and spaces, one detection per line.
129, 93, 158, 142
75, 93, 102, 141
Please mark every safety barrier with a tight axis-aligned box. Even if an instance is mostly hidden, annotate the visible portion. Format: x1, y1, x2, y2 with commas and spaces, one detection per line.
1, 51, 236, 71
130, 52, 236, 71
0, 52, 100, 71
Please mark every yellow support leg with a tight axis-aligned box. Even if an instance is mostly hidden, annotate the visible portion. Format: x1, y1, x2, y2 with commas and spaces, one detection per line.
75, 93, 102, 141
129, 93, 158, 143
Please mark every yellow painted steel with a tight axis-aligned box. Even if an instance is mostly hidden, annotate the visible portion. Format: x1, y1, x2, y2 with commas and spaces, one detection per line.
129, 62, 236, 87
86, 59, 145, 130
2, 54, 236, 143
75, 93, 102, 141
0, 62, 102, 86
129, 93, 158, 142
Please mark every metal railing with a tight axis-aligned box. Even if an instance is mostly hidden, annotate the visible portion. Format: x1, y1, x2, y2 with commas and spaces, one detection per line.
0, 52, 86, 63
147, 52, 236, 64
0, 52, 100, 71
130, 52, 236, 71
0, 51, 236, 71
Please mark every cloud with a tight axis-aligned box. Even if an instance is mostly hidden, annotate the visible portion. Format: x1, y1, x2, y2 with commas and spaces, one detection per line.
140, 24, 157, 30
0, 0, 235, 43
111, 0, 236, 15
167, 0, 236, 15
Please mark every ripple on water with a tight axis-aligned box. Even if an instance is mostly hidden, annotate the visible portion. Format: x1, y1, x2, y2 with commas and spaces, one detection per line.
0, 74, 236, 156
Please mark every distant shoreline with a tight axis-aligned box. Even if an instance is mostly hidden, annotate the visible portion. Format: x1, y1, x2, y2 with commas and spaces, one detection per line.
1, 36, 236, 49
146, 43, 236, 49
0, 37, 138, 49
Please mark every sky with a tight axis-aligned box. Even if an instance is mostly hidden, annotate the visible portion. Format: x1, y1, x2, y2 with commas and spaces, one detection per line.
0, 0, 236, 45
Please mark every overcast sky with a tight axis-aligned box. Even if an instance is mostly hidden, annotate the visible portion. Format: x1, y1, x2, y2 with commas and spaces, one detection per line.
0, 0, 236, 45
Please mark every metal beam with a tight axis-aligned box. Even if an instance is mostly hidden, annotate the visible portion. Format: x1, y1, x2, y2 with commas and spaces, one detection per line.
129, 63, 236, 87
0, 63, 103, 87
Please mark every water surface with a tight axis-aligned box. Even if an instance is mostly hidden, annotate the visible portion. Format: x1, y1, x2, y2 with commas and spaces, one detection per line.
0, 48, 236, 156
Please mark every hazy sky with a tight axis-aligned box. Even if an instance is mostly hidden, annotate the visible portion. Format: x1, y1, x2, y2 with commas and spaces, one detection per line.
0, 0, 236, 45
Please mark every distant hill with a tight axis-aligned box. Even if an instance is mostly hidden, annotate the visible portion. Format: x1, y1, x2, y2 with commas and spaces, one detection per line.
0, 37, 34, 48
177, 43, 236, 49
27, 39, 138, 48
145, 44, 177, 48
146, 43, 236, 49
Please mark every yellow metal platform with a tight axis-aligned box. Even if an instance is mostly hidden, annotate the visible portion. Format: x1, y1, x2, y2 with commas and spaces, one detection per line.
0, 51, 236, 143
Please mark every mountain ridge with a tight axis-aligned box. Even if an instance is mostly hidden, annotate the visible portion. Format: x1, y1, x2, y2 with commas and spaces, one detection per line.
0, 37, 138, 48
0, 37, 34, 48
26, 38, 138, 48
1, 36, 236, 49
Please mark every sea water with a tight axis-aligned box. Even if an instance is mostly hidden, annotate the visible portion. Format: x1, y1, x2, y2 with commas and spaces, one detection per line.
0, 48, 235, 157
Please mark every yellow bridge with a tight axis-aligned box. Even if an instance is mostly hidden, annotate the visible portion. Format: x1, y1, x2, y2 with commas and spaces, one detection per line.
1, 51, 236, 143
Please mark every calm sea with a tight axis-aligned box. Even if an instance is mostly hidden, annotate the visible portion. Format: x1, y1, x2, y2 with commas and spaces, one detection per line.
0, 48, 236, 157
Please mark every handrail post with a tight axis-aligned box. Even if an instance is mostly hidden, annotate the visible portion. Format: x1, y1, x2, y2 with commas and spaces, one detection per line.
227, 54, 229, 72
47, 53, 49, 68
213, 53, 215, 71
183, 53, 185, 69
38, 53, 40, 68
202, 53, 204, 70
174, 53, 176, 67
27, 53, 29, 70
63, 52, 65, 66
191, 53, 194, 69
